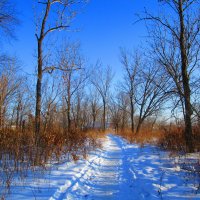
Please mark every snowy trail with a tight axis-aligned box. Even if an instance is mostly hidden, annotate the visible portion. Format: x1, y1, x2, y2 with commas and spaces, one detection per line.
5, 134, 200, 200
50, 135, 123, 200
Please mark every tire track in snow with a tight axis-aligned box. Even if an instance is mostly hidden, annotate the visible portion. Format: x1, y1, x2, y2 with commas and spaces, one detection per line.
49, 148, 105, 200
6, 134, 200, 199
64, 136, 123, 199
110, 135, 140, 199
49, 135, 124, 200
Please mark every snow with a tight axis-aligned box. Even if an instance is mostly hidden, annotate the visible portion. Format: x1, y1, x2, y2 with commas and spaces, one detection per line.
1, 134, 200, 199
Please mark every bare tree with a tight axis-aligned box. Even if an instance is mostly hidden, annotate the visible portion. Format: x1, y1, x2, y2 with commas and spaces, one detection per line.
0, 59, 21, 128
117, 92, 129, 130
91, 64, 114, 131
71, 90, 91, 130
41, 75, 61, 133
71, 88, 83, 129
139, 0, 200, 152
120, 49, 139, 133
58, 42, 86, 133
34, 0, 84, 141
14, 77, 33, 131
89, 88, 101, 129
80, 97, 91, 129
110, 98, 121, 133
135, 63, 169, 134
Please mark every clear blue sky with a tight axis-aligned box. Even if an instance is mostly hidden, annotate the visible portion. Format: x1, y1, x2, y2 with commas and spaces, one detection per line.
4, 0, 160, 79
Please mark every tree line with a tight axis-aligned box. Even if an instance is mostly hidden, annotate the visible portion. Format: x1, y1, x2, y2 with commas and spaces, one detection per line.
0, 0, 199, 152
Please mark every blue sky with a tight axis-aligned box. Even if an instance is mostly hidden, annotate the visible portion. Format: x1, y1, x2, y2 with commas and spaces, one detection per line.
4, 0, 160, 79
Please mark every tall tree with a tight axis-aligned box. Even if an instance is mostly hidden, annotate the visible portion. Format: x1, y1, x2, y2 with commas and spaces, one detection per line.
140, 0, 200, 152
58, 42, 86, 133
89, 88, 101, 129
120, 49, 139, 133
34, 0, 83, 142
91, 64, 114, 131
135, 64, 168, 134
116, 92, 129, 131
0, 59, 21, 128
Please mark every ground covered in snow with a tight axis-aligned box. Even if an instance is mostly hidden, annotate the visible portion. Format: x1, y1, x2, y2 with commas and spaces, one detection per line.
2, 134, 200, 199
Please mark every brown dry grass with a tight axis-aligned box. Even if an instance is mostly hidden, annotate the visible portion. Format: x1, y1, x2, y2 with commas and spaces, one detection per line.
116, 125, 200, 153
116, 128, 164, 146
158, 125, 200, 153
0, 126, 102, 198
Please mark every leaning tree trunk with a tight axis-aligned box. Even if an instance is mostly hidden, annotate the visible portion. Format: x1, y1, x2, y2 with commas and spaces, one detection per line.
178, 0, 193, 152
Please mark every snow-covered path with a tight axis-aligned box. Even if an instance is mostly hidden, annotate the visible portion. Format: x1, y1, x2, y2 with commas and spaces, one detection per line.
50, 135, 123, 200
5, 134, 200, 199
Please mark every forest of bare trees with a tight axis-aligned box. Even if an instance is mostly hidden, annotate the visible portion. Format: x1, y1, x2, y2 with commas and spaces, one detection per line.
0, 0, 199, 198
0, 0, 199, 183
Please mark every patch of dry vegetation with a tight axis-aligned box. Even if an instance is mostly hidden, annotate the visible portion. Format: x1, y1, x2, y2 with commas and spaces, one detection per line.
0, 127, 103, 198
158, 125, 200, 153
116, 128, 163, 146
116, 124, 200, 153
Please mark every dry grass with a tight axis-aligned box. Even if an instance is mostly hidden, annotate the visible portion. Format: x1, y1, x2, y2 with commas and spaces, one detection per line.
0, 126, 102, 198
158, 125, 200, 153
116, 128, 164, 146
85, 129, 107, 140
116, 125, 200, 153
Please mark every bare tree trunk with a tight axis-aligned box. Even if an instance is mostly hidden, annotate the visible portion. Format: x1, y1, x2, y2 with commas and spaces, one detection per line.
67, 82, 71, 133
67, 103, 71, 132
178, 0, 193, 152
130, 95, 134, 133
136, 120, 142, 134
92, 115, 96, 129
103, 99, 106, 131
35, 38, 43, 143
76, 96, 81, 129
16, 100, 21, 129
122, 113, 125, 130
91, 104, 97, 129
0, 104, 2, 128
35, 0, 51, 143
